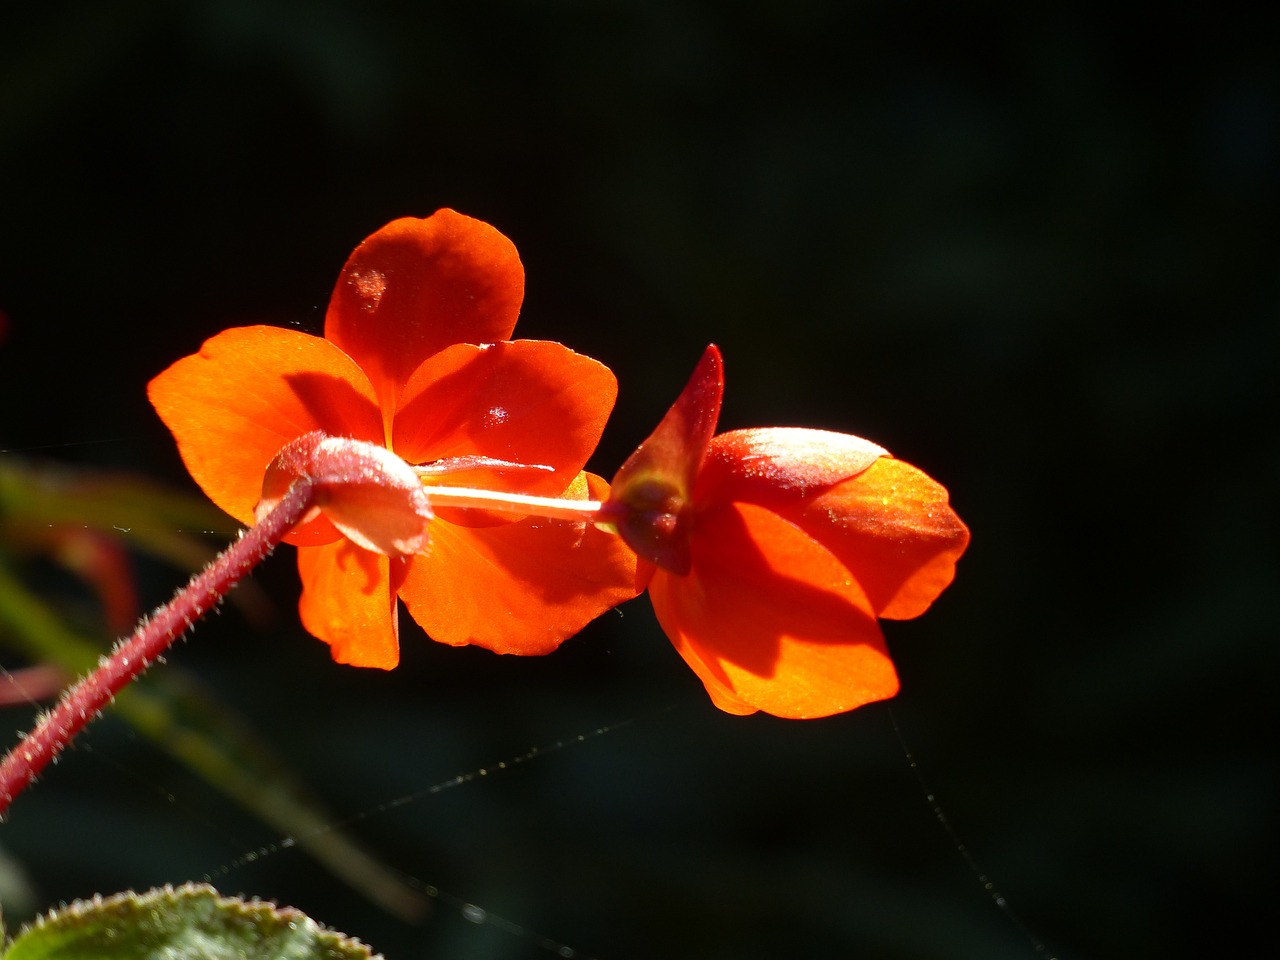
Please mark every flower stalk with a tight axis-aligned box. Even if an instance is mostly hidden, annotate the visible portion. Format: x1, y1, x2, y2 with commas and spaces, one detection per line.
0, 479, 318, 816
0, 440, 609, 816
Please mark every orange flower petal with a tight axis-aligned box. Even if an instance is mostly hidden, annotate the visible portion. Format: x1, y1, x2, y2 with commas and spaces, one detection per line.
648, 501, 899, 719
698, 429, 968, 619
698, 428, 886, 504
659, 635, 760, 716
147, 326, 382, 526
783, 457, 970, 619
324, 210, 524, 424
392, 340, 617, 513
297, 541, 402, 668
398, 474, 640, 655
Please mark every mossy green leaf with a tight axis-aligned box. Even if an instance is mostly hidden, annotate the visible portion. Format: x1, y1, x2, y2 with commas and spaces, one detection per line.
2, 884, 382, 960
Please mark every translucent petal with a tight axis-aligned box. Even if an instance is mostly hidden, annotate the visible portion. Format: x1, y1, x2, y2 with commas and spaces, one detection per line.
782, 457, 970, 619
147, 327, 381, 526
699, 430, 968, 618
649, 501, 899, 719
698, 428, 886, 503
398, 474, 640, 654
392, 340, 616, 518
297, 541, 401, 669
324, 210, 524, 427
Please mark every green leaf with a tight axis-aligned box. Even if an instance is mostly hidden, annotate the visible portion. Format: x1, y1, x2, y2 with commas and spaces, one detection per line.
2, 884, 382, 960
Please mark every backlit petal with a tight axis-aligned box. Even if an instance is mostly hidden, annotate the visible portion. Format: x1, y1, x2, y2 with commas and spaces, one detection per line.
297, 541, 401, 669
648, 501, 899, 719
398, 474, 640, 654
698, 429, 967, 619
661, 636, 759, 716
392, 340, 616, 516
697, 428, 886, 505
324, 210, 524, 425
147, 326, 382, 526
782, 457, 970, 619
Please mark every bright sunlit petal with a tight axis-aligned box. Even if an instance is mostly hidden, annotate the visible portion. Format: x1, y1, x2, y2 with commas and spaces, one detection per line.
297, 541, 401, 669
784, 457, 970, 619
392, 340, 617, 509
697, 427, 887, 504
147, 326, 382, 525
649, 501, 899, 719
398, 474, 640, 655
324, 210, 524, 426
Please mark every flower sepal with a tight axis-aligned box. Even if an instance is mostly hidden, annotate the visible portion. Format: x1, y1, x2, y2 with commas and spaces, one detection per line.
256, 432, 432, 557
598, 345, 724, 575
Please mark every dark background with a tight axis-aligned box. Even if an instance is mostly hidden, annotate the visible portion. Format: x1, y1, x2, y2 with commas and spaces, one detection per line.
1, 3, 1275, 958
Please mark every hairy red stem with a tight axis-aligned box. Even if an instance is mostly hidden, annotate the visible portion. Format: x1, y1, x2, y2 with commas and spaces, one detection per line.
0, 480, 316, 817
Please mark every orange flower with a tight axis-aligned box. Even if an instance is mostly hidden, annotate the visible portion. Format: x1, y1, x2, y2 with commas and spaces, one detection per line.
149, 210, 637, 668
601, 346, 969, 719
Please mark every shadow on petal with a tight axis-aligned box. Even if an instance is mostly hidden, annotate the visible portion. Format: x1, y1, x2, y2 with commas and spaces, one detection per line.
650, 502, 898, 719
282, 370, 384, 445
787, 457, 970, 619
398, 478, 639, 655
148, 327, 381, 524
323, 211, 524, 414
297, 541, 400, 669
391, 341, 617, 512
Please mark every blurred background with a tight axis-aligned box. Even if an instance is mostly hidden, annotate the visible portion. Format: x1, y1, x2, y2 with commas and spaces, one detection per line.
1, 2, 1275, 958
